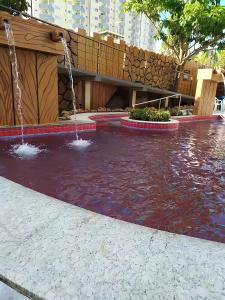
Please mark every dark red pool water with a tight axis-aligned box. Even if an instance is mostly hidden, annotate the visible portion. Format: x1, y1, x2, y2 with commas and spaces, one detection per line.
1, 120, 225, 243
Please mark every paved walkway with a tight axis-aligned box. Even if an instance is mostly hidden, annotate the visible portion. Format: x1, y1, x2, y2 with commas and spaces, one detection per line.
0, 282, 28, 300
0, 176, 225, 300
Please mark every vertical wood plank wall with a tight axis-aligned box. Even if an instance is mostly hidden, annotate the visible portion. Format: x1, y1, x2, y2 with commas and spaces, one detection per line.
14, 49, 38, 125
178, 61, 205, 97
0, 21, 211, 128
194, 80, 218, 116
37, 54, 58, 124
64, 29, 201, 95
0, 46, 58, 126
91, 82, 117, 109
0, 47, 14, 126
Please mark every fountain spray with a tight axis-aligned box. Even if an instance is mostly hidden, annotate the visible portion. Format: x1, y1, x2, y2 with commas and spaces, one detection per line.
3, 20, 44, 159
60, 33, 92, 148
4, 21, 24, 144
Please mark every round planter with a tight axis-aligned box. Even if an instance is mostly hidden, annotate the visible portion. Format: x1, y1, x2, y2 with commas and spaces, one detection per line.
120, 117, 179, 131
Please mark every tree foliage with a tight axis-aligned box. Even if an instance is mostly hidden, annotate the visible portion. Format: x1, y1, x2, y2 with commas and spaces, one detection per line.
195, 50, 225, 68
123, 0, 225, 69
217, 50, 225, 68
0, 0, 30, 12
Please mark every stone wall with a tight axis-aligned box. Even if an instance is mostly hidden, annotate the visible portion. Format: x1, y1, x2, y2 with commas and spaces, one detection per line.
60, 28, 192, 94
123, 46, 177, 90
58, 74, 83, 112
58, 28, 202, 111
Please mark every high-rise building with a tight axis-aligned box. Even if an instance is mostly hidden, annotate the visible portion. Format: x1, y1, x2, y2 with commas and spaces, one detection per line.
28, 0, 156, 51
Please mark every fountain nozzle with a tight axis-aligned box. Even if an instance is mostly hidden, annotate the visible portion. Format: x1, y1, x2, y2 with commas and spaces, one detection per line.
50, 30, 64, 42
0, 17, 9, 30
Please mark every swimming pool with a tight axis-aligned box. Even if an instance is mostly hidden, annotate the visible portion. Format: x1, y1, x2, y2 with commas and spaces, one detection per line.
1, 120, 225, 243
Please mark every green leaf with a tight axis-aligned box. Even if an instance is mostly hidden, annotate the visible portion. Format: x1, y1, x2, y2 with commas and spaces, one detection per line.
123, 0, 225, 69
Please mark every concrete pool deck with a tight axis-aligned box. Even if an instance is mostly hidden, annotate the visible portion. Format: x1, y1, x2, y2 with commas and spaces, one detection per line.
0, 176, 225, 300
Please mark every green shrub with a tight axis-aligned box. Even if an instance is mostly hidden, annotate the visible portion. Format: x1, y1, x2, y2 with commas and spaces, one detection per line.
129, 108, 145, 120
129, 108, 170, 122
169, 106, 183, 116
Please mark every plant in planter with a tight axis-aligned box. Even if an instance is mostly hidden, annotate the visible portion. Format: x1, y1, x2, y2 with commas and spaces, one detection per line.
130, 108, 171, 122
169, 106, 183, 116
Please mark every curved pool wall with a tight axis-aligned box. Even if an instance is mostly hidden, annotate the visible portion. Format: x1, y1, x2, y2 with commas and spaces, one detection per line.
120, 115, 221, 130
0, 113, 222, 139
0, 113, 127, 139
120, 116, 179, 130
1, 176, 225, 300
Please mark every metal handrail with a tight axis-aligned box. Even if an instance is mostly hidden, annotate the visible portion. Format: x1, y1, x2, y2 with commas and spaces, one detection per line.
215, 97, 225, 112
215, 97, 222, 103
134, 94, 182, 110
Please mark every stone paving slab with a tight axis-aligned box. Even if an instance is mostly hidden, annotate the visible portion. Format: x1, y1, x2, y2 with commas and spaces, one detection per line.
0, 281, 28, 300
0, 176, 225, 300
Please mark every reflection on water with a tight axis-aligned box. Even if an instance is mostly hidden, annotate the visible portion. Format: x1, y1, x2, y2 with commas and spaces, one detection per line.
0, 121, 225, 243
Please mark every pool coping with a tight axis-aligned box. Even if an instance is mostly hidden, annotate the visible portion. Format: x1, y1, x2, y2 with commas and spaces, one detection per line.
0, 113, 223, 138
1, 176, 225, 300
172, 115, 221, 122
0, 113, 128, 139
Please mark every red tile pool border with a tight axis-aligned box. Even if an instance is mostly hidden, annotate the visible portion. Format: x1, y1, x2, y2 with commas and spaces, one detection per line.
120, 117, 179, 131
0, 123, 96, 138
0, 113, 222, 138
120, 115, 223, 131
89, 113, 127, 120
172, 115, 220, 122
0, 113, 128, 138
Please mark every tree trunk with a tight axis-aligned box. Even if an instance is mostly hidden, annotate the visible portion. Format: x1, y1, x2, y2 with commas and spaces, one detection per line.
173, 63, 185, 92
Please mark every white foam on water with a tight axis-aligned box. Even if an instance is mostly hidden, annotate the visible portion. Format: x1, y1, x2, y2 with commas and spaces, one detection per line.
10, 143, 46, 159
219, 115, 225, 122
68, 139, 92, 149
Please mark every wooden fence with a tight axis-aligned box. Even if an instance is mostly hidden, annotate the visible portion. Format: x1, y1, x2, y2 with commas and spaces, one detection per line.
178, 60, 206, 97
61, 28, 201, 95
0, 12, 203, 127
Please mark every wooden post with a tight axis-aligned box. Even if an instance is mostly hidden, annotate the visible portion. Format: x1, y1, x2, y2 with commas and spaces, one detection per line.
193, 69, 224, 116
85, 81, 91, 110
165, 97, 169, 109
0, 12, 64, 55
131, 90, 137, 107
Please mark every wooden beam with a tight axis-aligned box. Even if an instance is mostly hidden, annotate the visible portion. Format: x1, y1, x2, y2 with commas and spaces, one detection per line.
197, 68, 224, 82
194, 79, 218, 116
0, 11, 64, 55
85, 81, 91, 110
